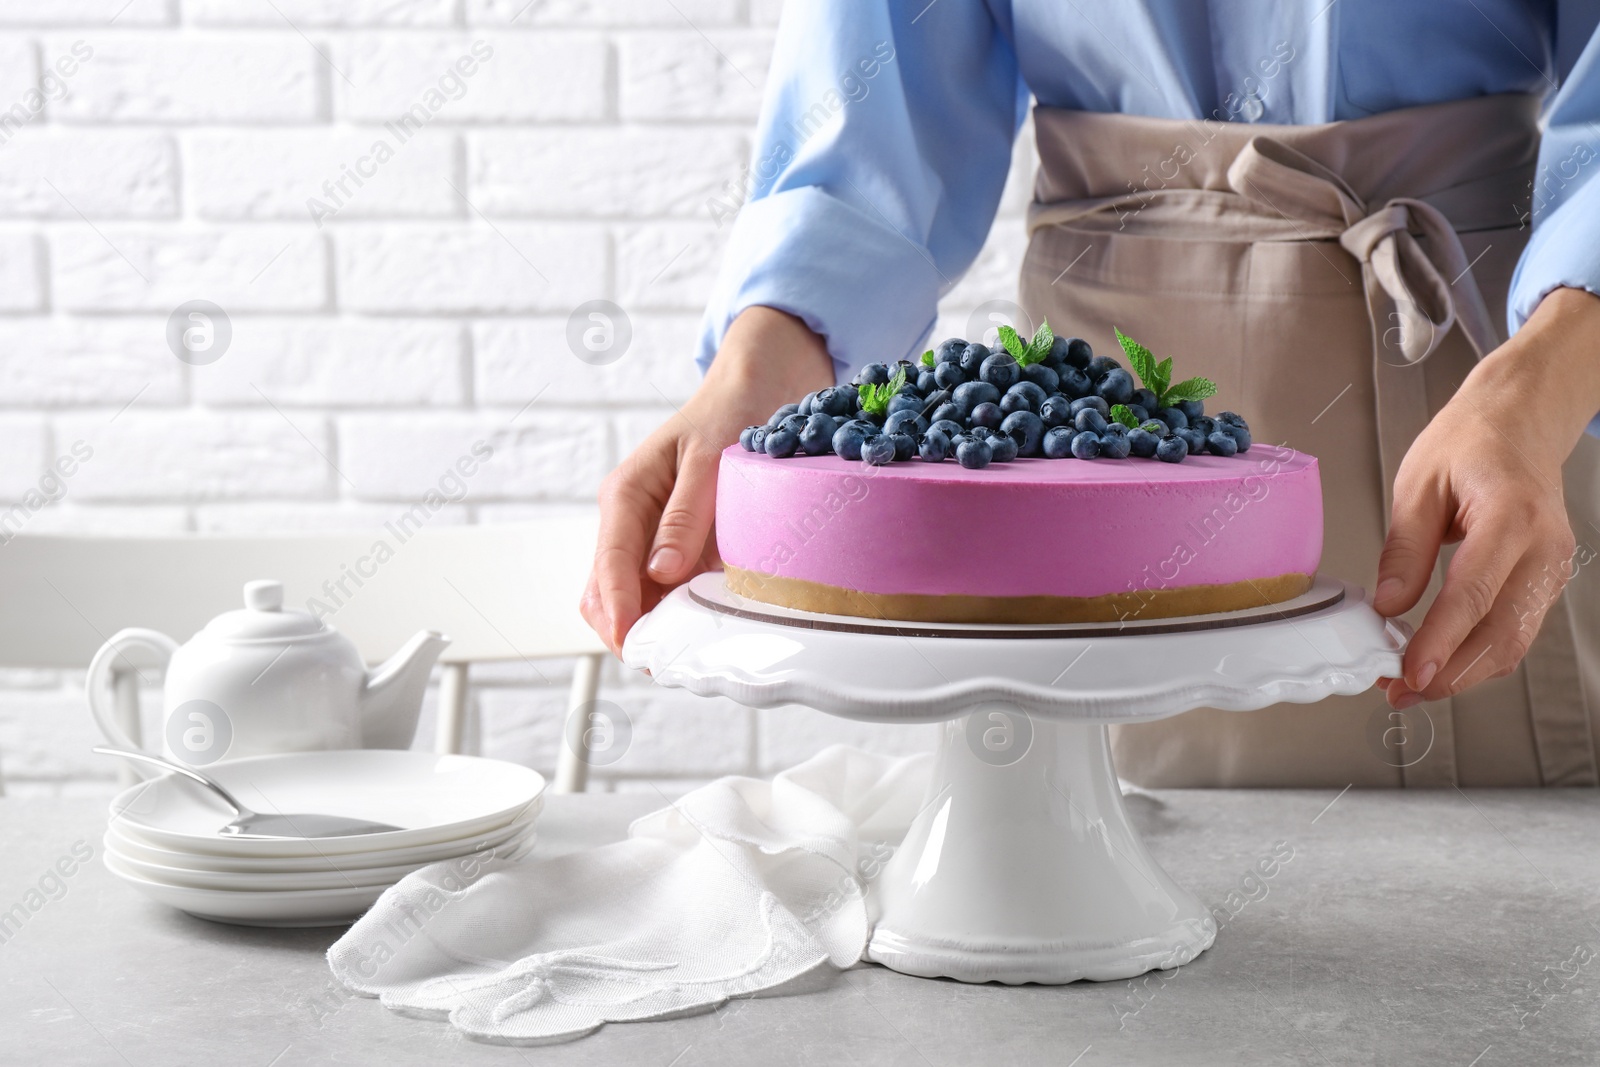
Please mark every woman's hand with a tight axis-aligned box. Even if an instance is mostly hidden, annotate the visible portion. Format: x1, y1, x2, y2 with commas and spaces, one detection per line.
1375, 287, 1600, 708
580, 306, 836, 656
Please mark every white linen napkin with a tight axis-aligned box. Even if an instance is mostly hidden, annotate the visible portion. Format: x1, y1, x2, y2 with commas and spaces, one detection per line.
327, 745, 933, 1045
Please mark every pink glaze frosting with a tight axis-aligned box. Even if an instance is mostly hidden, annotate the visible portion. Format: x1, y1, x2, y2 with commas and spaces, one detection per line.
716, 444, 1322, 599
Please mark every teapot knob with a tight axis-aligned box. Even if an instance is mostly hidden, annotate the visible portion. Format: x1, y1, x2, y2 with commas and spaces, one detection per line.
244, 579, 284, 612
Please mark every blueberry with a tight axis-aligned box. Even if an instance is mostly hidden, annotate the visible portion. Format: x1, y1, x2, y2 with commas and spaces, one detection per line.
1071, 431, 1101, 460
956, 437, 993, 469
919, 428, 951, 462
739, 425, 762, 452
1223, 422, 1252, 451
1206, 430, 1239, 457
929, 418, 965, 439
1001, 410, 1045, 456
815, 387, 852, 417
1217, 410, 1246, 427
1003, 381, 1047, 414
1157, 406, 1189, 431
1039, 394, 1075, 427
779, 413, 808, 436
1021, 363, 1059, 394
1130, 388, 1159, 413
1176, 426, 1207, 455
979, 352, 1022, 391
970, 401, 1004, 429
1056, 367, 1093, 400
883, 409, 926, 436
935, 338, 968, 364
1156, 434, 1188, 463
934, 361, 967, 390
968, 425, 995, 440
797, 391, 816, 416
886, 392, 926, 419
748, 425, 769, 453
1177, 399, 1206, 421
958, 343, 990, 376
988, 433, 1019, 462
1086, 355, 1121, 382
890, 431, 917, 461
1141, 418, 1169, 436
862, 435, 897, 466
1127, 427, 1159, 457
1074, 408, 1108, 434
831, 423, 867, 460
1061, 337, 1093, 369
765, 427, 800, 458
799, 413, 835, 454
767, 403, 799, 427
930, 401, 961, 424
916, 370, 938, 394
1096, 367, 1136, 405
1101, 421, 1129, 438
1042, 426, 1076, 458
1070, 395, 1110, 418
855, 363, 890, 387
999, 391, 1030, 418
1099, 430, 1132, 459
953, 381, 1001, 418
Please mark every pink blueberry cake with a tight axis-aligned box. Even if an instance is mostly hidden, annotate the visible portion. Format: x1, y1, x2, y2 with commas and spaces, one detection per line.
715, 444, 1322, 624
718, 324, 1321, 623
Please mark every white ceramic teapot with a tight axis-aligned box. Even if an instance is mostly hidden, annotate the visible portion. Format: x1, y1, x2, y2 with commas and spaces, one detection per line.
87, 579, 450, 767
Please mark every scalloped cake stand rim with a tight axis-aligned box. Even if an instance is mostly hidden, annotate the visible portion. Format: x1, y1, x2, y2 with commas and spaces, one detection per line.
622, 573, 1407, 725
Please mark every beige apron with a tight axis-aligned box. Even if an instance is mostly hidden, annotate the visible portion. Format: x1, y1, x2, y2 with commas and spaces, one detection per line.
1021, 94, 1600, 787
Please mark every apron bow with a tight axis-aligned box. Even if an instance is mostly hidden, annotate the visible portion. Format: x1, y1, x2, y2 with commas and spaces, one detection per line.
1227, 136, 1501, 366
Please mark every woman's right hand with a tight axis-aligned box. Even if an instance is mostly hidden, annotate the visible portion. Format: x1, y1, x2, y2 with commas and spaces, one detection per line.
581, 306, 837, 656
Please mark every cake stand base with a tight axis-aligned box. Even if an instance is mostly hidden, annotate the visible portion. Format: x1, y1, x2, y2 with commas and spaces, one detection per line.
866, 710, 1213, 984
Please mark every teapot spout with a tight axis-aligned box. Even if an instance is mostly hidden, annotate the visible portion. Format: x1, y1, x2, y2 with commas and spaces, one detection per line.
360, 631, 451, 749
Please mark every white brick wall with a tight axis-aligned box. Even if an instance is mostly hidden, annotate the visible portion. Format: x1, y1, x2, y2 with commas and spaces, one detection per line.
0, 2, 1034, 798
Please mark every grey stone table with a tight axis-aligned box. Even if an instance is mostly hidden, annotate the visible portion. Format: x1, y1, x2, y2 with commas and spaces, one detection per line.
2, 789, 1597, 1066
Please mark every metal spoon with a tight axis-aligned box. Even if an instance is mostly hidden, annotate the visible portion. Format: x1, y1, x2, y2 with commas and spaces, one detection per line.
93, 746, 404, 839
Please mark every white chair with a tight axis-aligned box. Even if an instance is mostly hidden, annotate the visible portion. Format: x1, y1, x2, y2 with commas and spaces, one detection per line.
0, 518, 608, 794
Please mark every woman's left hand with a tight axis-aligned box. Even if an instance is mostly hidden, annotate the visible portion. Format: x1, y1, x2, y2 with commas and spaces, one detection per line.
1374, 287, 1600, 709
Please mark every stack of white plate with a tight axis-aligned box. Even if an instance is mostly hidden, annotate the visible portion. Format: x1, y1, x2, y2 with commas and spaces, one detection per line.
102, 750, 545, 927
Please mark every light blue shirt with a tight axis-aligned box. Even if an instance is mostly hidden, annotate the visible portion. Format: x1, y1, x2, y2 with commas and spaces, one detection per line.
698, 0, 1600, 403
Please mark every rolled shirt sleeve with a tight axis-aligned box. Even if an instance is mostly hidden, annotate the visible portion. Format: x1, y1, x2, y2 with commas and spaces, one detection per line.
1508, 14, 1600, 433
696, 0, 1027, 383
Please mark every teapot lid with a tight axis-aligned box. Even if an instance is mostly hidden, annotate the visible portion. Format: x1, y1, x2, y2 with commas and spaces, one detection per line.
203, 580, 327, 640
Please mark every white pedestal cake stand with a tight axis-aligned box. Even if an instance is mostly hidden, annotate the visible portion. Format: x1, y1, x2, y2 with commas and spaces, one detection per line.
622, 573, 1406, 985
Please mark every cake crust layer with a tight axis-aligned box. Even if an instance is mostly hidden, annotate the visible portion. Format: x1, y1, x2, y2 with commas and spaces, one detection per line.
725, 566, 1314, 624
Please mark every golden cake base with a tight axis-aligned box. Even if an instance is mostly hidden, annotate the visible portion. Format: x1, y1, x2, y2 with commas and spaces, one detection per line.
723, 567, 1314, 625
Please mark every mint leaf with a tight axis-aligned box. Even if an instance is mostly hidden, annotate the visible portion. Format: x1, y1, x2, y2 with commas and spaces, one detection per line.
920, 349, 935, 369
1154, 358, 1173, 400
1162, 376, 1218, 404
1115, 327, 1159, 395
857, 365, 908, 416
1109, 404, 1139, 429
1017, 319, 1054, 367
996, 325, 1027, 361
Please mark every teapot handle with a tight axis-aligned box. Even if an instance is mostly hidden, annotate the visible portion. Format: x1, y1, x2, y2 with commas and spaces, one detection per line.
86, 628, 180, 760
